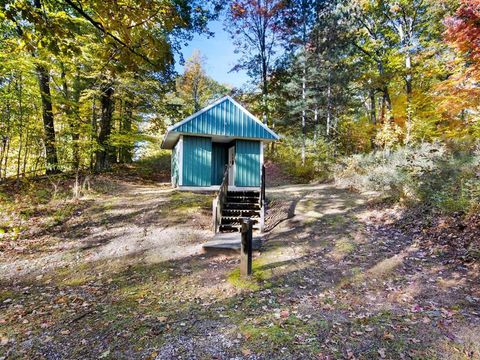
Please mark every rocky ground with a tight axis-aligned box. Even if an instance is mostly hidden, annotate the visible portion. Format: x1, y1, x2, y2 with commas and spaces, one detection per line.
0, 178, 479, 359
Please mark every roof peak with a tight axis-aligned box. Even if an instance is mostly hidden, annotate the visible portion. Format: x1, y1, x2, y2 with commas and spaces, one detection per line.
161, 96, 279, 149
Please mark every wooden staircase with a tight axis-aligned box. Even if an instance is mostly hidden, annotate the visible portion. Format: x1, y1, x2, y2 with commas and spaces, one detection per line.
219, 191, 261, 232
212, 165, 265, 234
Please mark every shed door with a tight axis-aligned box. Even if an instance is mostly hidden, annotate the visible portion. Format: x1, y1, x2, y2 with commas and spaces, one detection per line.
182, 136, 212, 187
235, 140, 260, 187
228, 146, 235, 186
211, 143, 228, 185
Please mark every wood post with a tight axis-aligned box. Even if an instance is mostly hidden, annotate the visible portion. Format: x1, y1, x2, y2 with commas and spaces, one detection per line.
260, 164, 266, 233
212, 198, 218, 233
240, 218, 253, 277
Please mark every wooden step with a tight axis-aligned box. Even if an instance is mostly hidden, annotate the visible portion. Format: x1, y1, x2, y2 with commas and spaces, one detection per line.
226, 195, 259, 199
221, 214, 260, 219
227, 191, 259, 197
222, 209, 260, 217
203, 232, 262, 251
221, 218, 259, 226
219, 224, 261, 232
224, 202, 260, 209
226, 196, 259, 203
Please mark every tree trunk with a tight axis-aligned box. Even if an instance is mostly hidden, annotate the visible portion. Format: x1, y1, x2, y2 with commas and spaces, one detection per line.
95, 83, 114, 172
262, 58, 268, 126
0, 80, 12, 180
301, 2, 308, 166
61, 64, 81, 170
405, 52, 413, 144
301, 62, 306, 166
16, 76, 24, 181
326, 73, 332, 138
370, 88, 377, 150
71, 78, 81, 170
120, 102, 133, 164
22, 127, 30, 177
377, 61, 393, 122
90, 96, 97, 171
33, 0, 59, 174
193, 80, 200, 112
3, 136, 10, 180
370, 89, 376, 126
380, 89, 392, 123
36, 64, 59, 174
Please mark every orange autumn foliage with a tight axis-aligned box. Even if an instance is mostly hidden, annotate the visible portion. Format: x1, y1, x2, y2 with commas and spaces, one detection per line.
445, 0, 480, 78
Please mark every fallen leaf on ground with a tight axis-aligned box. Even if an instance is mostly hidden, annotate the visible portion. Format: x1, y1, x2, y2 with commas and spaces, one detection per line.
383, 331, 394, 340
99, 349, 110, 358
242, 348, 252, 356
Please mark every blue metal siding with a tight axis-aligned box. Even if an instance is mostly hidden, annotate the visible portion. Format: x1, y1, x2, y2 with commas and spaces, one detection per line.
171, 141, 179, 186
235, 140, 261, 187
182, 136, 212, 187
173, 98, 276, 140
211, 143, 228, 185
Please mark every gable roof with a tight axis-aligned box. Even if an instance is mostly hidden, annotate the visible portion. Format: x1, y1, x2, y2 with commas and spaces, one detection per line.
161, 96, 279, 149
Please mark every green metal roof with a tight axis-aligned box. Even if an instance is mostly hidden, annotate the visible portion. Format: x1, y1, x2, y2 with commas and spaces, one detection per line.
161, 96, 279, 149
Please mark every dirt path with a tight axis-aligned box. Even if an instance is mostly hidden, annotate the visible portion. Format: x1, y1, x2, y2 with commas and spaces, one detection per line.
0, 181, 213, 280
1, 183, 479, 359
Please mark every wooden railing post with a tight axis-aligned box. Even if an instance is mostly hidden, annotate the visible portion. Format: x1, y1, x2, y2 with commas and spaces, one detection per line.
212, 198, 218, 232
240, 218, 253, 277
260, 164, 266, 233
212, 164, 230, 233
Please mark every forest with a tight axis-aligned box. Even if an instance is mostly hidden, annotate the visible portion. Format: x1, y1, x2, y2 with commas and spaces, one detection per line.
1, 0, 479, 212
0, 0, 479, 359
0, 0, 478, 179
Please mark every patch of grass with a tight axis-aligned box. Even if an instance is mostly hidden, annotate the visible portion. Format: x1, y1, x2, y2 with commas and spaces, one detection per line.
352, 309, 396, 326
227, 259, 273, 291
241, 323, 291, 345
49, 202, 78, 227
240, 316, 328, 355
0, 221, 21, 240
0, 290, 16, 303
167, 191, 212, 213
368, 253, 406, 278
324, 214, 350, 226
34, 188, 53, 204
349, 266, 363, 277
0, 190, 12, 203
18, 207, 35, 220
334, 238, 355, 253
330, 238, 356, 261
133, 151, 171, 181
60, 274, 94, 287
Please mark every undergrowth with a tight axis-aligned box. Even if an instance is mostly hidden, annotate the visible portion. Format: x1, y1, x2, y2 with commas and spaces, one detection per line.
334, 142, 480, 215
267, 137, 334, 183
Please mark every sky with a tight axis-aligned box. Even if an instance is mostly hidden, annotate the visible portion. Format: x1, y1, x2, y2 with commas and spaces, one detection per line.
174, 20, 250, 89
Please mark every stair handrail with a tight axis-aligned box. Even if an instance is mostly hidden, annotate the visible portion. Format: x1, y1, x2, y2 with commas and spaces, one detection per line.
213, 165, 229, 233
260, 164, 266, 208
260, 164, 266, 232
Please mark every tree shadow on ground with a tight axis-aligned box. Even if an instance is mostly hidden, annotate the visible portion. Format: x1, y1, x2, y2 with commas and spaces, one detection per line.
1, 184, 479, 359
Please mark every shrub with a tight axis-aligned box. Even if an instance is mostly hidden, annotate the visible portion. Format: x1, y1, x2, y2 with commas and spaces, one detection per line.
128, 150, 171, 181
334, 142, 480, 214
267, 137, 334, 183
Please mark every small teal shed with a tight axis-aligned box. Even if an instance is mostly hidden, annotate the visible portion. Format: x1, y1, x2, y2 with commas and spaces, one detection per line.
161, 96, 279, 190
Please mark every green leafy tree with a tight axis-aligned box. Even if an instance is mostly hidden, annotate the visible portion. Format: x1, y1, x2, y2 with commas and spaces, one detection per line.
225, 0, 288, 125
176, 50, 230, 114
